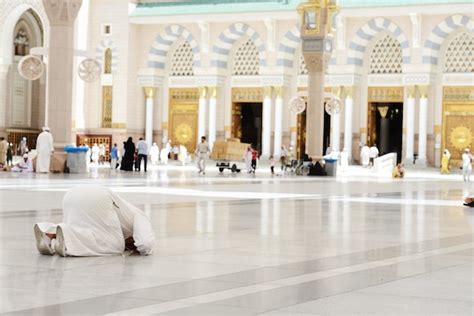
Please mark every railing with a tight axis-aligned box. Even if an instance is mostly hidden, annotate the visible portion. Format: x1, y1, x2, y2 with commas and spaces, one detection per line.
374, 153, 397, 173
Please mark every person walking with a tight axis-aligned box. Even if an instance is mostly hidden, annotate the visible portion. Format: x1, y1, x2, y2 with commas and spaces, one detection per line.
462, 148, 472, 182
270, 155, 275, 175
441, 149, 451, 174
0, 137, 8, 166
280, 145, 287, 171
36, 127, 54, 173
251, 146, 258, 173
6, 143, 13, 166
120, 137, 135, 171
110, 143, 119, 169
136, 138, 148, 172
195, 136, 210, 174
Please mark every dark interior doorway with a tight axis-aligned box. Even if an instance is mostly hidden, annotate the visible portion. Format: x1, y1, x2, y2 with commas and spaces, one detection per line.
368, 102, 403, 162
232, 102, 263, 153
323, 103, 331, 154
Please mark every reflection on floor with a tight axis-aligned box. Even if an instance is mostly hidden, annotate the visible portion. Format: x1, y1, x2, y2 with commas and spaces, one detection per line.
0, 165, 473, 315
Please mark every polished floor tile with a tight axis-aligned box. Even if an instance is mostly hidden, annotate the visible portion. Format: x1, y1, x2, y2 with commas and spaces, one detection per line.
0, 165, 473, 315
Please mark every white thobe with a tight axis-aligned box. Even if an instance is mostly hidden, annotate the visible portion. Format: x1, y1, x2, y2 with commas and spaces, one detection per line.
37, 186, 155, 256
360, 146, 370, 167
11, 159, 33, 172
91, 145, 99, 163
36, 131, 54, 173
462, 153, 472, 181
340, 150, 349, 169
160, 148, 169, 164
150, 145, 159, 165
245, 150, 252, 172
369, 146, 379, 159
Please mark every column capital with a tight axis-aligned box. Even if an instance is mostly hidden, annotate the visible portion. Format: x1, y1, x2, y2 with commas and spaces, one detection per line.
42, 0, 82, 25
417, 85, 429, 98
274, 86, 284, 98
208, 86, 217, 98
198, 86, 207, 98
263, 86, 273, 99
406, 85, 417, 98
343, 86, 354, 99
302, 53, 330, 73
143, 86, 156, 99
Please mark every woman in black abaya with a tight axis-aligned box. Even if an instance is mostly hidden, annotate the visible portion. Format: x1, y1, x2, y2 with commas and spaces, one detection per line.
120, 137, 135, 171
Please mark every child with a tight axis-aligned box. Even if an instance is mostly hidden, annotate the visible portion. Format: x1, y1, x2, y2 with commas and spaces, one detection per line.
269, 155, 275, 174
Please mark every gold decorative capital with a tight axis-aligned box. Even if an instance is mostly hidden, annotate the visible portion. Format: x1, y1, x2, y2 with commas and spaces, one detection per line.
274, 86, 284, 98
263, 86, 273, 99
198, 87, 207, 98
162, 122, 168, 130
378, 106, 389, 118
143, 87, 156, 99
407, 85, 416, 99
331, 86, 343, 98
208, 86, 217, 98
343, 86, 353, 99
417, 85, 429, 98
224, 125, 231, 132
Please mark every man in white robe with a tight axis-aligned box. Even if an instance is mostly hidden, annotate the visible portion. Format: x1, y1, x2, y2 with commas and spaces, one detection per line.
36, 127, 54, 173
360, 144, 370, 168
149, 142, 159, 165
160, 147, 169, 164
462, 148, 472, 182
11, 154, 33, 172
340, 148, 349, 170
91, 143, 99, 164
369, 145, 379, 167
34, 186, 155, 256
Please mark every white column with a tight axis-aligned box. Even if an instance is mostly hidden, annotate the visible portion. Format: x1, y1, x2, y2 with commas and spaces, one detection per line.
331, 110, 340, 152
405, 86, 416, 163
144, 87, 155, 148
273, 86, 283, 157
343, 87, 353, 160
198, 87, 207, 142
262, 86, 272, 158
208, 86, 217, 150
418, 85, 428, 165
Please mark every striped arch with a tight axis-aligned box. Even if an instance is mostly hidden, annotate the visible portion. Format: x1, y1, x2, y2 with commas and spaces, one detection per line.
347, 18, 410, 66
147, 25, 200, 70
276, 26, 300, 68
95, 38, 118, 74
422, 14, 473, 65
211, 22, 266, 69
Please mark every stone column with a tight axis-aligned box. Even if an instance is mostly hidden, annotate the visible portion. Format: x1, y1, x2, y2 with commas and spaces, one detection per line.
378, 106, 390, 154
405, 86, 416, 163
273, 86, 283, 158
208, 86, 217, 150
330, 87, 341, 152
143, 87, 156, 148
417, 85, 428, 166
305, 54, 329, 158
197, 87, 207, 142
262, 86, 273, 158
0, 65, 9, 135
343, 86, 353, 160
42, 0, 82, 148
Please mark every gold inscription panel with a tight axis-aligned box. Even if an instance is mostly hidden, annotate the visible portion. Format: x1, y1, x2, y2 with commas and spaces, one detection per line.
368, 87, 404, 103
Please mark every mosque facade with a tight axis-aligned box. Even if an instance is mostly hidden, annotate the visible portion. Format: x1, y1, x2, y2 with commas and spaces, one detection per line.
0, 0, 473, 166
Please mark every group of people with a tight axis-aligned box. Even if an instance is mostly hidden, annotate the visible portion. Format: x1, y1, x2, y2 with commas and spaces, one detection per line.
0, 127, 54, 173
441, 148, 472, 182
360, 144, 380, 168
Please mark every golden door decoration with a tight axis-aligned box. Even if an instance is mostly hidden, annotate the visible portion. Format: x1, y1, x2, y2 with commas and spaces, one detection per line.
169, 88, 199, 153
442, 86, 474, 167
231, 88, 263, 103
368, 87, 403, 103
76, 134, 112, 161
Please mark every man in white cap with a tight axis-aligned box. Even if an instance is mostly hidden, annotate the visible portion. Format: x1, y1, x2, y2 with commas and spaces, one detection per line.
36, 127, 54, 173
11, 153, 33, 172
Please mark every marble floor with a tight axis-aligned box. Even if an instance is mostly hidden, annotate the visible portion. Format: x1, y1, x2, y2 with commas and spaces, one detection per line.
0, 163, 473, 315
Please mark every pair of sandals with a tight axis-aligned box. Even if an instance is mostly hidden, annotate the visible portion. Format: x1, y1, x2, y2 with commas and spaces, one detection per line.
34, 224, 67, 257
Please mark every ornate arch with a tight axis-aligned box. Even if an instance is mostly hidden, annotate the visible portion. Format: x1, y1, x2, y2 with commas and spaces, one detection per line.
347, 17, 410, 66
95, 38, 118, 74
276, 26, 300, 68
422, 14, 473, 66
147, 25, 200, 70
211, 22, 266, 70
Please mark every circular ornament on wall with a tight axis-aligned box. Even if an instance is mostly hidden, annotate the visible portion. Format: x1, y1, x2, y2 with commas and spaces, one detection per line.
324, 92, 342, 115
449, 126, 472, 150
78, 58, 101, 82
174, 123, 193, 144
18, 55, 44, 81
289, 97, 306, 115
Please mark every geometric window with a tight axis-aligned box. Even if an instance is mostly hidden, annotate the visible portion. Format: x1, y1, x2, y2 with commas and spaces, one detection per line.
299, 54, 309, 75
232, 38, 260, 76
170, 41, 194, 76
369, 35, 402, 74
444, 32, 474, 73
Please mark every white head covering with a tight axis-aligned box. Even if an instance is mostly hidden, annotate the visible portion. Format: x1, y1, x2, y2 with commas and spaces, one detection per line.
22, 154, 28, 159
42, 126, 50, 132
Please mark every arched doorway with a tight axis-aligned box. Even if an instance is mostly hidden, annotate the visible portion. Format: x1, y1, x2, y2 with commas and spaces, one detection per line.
6, 9, 45, 154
